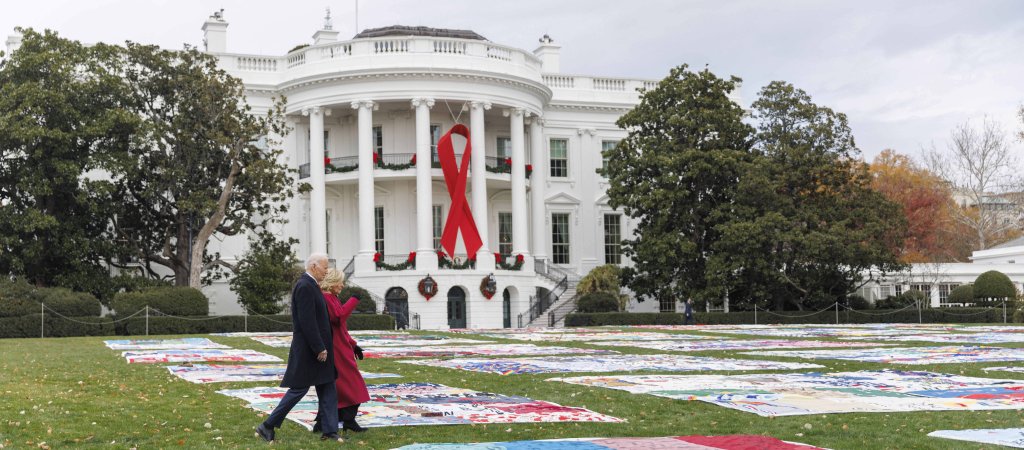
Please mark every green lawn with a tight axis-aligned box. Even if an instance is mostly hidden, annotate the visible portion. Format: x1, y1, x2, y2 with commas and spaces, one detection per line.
2, 327, 1023, 449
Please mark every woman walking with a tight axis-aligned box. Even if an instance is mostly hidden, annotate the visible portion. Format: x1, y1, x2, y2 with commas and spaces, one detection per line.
314, 269, 370, 433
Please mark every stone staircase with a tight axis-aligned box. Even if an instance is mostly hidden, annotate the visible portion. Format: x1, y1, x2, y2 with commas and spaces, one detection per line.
526, 259, 581, 328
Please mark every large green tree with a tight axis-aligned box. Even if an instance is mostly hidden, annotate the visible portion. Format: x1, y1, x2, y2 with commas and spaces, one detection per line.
710, 82, 907, 310
602, 65, 754, 305
229, 232, 300, 315
110, 43, 292, 287
0, 29, 136, 296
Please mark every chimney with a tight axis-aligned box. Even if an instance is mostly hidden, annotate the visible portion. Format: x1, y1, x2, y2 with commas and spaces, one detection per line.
533, 34, 561, 73
5, 33, 22, 55
312, 7, 340, 45
202, 9, 228, 53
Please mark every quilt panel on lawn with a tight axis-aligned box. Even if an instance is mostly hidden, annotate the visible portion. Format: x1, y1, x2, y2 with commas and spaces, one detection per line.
928, 428, 1024, 448
399, 354, 822, 375
392, 435, 826, 449
122, 349, 282, 364
217, 383, 622, 429
595, 339, 893, 352
104, 338, 229, 350
549, 370, 1024, 417
842, 332, 1024, 344
166, 364, 400, 383
363, 344, 616, 359
741, 346, 1024, 364
251, 334, 493, 348
474, 332, 718, 342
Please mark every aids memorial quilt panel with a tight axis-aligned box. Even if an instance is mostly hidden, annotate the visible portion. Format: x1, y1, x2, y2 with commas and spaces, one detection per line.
710, 327, 942, 339
211, 331, 292, 337
740, 346, 1024, 364
399, 354, 822, 375
363, 344, 617, 359
842, 333, 1024, 344
104, 338, 230, 350
984, 366, 1024, 374
927, 428, 1024, 448
475, 332, 718, 342
595, 339, 893, 352
217, 383, 622, 429
252, 334, 493, 348
166, 364, 400, 383
392, 435, 827, 449
122, 349, 282, 364
548, 370, 1024, 417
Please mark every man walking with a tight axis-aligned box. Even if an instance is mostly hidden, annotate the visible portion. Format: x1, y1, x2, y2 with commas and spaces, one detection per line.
683, 298, 695, 325
256, 253, 342, 443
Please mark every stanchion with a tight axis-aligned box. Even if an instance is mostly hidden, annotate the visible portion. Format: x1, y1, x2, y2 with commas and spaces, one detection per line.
145, 305, 150, 336
40, 302, 44, 338
917, 299, 922, 324
835, 302, 839, 325
754, 305, 758, 325
1004, 301, 1007, 324
244, 307, 248, 333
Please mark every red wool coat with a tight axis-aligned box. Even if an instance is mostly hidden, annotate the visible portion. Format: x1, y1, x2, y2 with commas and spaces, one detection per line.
323, 292, 370, 407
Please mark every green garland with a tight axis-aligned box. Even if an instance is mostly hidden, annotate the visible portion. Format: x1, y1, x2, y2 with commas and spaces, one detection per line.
326, 163, 357, 174
378, 161, 415, 171
437, 252, 475, 270
376, 260, 414, 271
496, 259, 524, 271
485, 165, 511, 174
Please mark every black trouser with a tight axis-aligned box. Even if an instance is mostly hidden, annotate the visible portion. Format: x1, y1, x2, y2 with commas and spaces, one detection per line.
340, 404, 360, 423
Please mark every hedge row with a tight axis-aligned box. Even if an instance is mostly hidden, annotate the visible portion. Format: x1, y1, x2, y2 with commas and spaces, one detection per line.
0, 313, 395, 339
111, 287, 209, 317
0, 280, 103, 317
565, 307, 1013, 327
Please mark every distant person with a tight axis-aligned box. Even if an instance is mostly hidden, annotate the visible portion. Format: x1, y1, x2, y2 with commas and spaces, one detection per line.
683, 298, 695, 325
255, 253, 342, 443
316, 269, 370, 433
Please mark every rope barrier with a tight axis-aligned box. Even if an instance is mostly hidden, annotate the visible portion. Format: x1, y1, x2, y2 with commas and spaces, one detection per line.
40, 304, 147, 324
755, 302, 839, 318
840, 302, 918, 316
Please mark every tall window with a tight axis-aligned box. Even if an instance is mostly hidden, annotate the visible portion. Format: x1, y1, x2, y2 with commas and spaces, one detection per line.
551, 213, 570, 264
498, 212, 513, 258
601, 140, 617, 173
939, 283, 960, 305
304, 129, 330, 160
430, 124, 441, 163
604, 214, 621, 264
549, 138, 568, 178
325, 209, 332, 252
372, 126, 383, 159
432, 205, 443, 249
374, 206, 385, 254
659, 297, 676, 313
910, 284, 931, 303
497, 137, 511, 159
895, 285, 904, 297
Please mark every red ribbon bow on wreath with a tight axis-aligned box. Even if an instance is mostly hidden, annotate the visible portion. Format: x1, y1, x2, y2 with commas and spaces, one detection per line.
437, 125, 483, 258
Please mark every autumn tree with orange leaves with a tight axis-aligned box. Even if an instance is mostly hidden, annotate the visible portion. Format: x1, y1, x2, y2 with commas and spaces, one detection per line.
869, 150, 971, 263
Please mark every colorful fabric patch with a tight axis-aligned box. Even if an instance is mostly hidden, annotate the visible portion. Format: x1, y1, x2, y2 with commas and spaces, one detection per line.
399, 354, 821, 375
549, 369, 1024, 417
474, 332, 719, 342
595, 339, 893, 352
122, 349, 282, 364
250, 334, 493, 348
741, 346, 1024, 364
928, 428, 1024, 448
842, 333, 1024, 344
392, 435, 826, 449
363, 344, 617, 359
104, 338, 230, 350
166, 364, 400, 383
217, 383, 622, 429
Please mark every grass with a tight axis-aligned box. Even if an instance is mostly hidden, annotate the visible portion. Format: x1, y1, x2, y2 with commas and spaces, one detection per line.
2, 326, 1024, 449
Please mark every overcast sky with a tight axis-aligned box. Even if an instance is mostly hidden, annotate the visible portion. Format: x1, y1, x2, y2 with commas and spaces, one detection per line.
3, 0, 1022, 161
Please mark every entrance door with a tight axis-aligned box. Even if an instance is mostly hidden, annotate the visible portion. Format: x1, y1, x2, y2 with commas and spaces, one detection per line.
502, 288, 512, 328
385, 287, 409, 330
447, 287, 467, 329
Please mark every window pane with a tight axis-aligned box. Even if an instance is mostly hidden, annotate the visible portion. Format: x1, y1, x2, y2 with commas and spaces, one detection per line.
551, 213, 570, 264
601, 140, 617, 172
604, 214, 621, 265
497, 137, 511, 159
374, 206, 385, 254
659, 297, 676, 313
550, 139, 567, 158
431, 125, 440, 162
373, 126, 383, 156
432, 205, 443, 249
498, 212, 513, 258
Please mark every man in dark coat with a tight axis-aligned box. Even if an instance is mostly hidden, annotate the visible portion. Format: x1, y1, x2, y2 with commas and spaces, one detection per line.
256, 253, 342, 443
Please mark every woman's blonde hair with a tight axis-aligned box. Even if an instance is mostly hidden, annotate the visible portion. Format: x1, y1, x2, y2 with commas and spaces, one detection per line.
320, 268, 345, 292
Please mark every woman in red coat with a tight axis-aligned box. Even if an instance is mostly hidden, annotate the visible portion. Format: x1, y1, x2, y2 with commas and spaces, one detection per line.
315, 269, 370, 433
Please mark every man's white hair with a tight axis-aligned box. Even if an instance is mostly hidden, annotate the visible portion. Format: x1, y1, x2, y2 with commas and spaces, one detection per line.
305, 252, 329, 270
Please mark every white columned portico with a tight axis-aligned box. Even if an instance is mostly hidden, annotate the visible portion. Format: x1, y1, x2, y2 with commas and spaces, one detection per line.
471, 101, 494, 270
528, 117, 547, 260
304, 106, 328, 255
506, 107, 529, 257
353, 100, 377, 272
413, 97, 438, 271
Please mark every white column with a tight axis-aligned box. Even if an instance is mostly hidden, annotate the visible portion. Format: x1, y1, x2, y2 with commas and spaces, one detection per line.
304, 106, 327, 255
471, 101, 494, 270
413, 97, 438, 271
352, 100, 377, 272
506, 107, 529, 256
529, 117, 547, 260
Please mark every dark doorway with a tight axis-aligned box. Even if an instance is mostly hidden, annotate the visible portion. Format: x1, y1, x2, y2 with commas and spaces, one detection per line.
447, 286, 467, 329
502, 288, 512, 328
385, 287, 409, 330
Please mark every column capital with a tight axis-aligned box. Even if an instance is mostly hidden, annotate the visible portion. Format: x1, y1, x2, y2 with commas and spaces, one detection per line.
502, 107, 525, 118
526, 115, 545, 126
350, 100, 378, 111
410, 97, 435, 108
301, 105, 322, 116
576, 127, 596, 136
469, 100, 492, 111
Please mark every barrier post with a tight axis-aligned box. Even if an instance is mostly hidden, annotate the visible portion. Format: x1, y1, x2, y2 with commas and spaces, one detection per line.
1004, 301, 1008, 324
40, 302, 44, 338
244, 307, 249, 333
835, 302, 839, 325
754, 306, 758, 325
145, 306, 149, 336
918, 299, 922, 324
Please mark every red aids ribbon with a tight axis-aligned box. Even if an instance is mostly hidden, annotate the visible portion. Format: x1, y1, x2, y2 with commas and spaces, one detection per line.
437, 124, 482, 258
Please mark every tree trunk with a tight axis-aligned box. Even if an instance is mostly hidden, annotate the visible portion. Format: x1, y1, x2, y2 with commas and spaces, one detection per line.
188, 153, 242, 289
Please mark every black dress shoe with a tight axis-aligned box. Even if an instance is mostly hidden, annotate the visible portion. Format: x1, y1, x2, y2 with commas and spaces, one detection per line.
342, 421, 368, 433
312, 419, 322, 433
255, 422, 275, 442
321, 432, 344, 442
